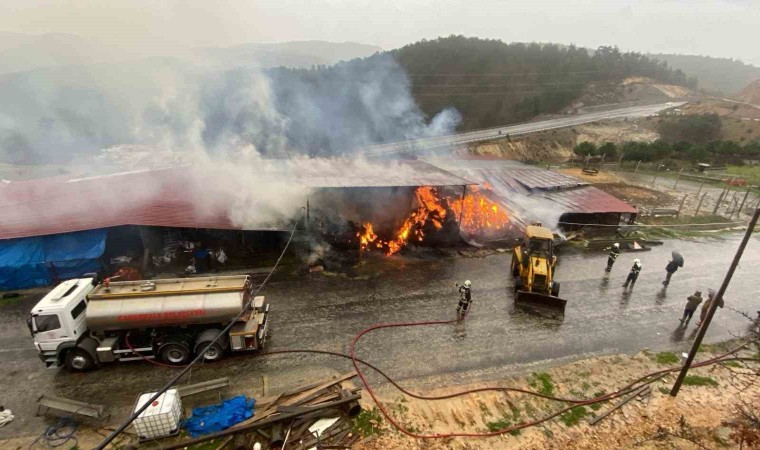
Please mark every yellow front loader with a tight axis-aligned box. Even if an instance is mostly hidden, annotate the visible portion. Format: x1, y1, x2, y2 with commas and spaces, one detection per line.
510, 224, 567, 314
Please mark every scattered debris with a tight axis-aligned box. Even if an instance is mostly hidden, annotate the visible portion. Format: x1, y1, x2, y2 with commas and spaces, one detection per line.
36, 394, 109, 422
164, 371, 362, 449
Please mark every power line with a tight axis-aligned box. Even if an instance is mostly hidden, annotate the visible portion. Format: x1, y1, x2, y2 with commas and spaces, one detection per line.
94, 208, 305, 450
407, 69, 663, 77
408, 81, 595, 88
414, 89, 589, 97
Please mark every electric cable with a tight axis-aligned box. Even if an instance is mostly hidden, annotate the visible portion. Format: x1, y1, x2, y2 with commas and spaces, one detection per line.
94, 208, 305, 450
29, 417, 78, 449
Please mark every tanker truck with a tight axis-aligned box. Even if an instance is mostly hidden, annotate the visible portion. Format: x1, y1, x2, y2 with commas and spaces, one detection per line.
28, 275, 269, 372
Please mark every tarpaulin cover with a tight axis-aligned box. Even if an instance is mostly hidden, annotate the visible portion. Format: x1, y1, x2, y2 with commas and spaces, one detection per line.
183, 396, 255, 437
0, 229, 107, 290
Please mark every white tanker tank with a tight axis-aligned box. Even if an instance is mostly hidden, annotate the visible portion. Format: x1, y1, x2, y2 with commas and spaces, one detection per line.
86, 278, 248, 331
29, 275, 270, 372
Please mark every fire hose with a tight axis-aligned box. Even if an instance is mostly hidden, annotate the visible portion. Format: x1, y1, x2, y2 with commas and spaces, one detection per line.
125, 316, 754, 441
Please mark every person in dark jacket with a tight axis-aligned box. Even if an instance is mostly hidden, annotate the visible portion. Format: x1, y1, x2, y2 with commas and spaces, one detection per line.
697, 288, 724, 326
623, 259, 642, 289
680, 291, 703, 324
604, 243, 620, 272
663, 259, 680, 286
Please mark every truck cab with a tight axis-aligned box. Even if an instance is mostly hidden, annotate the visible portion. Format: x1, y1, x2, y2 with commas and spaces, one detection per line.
28, 278, 96, 369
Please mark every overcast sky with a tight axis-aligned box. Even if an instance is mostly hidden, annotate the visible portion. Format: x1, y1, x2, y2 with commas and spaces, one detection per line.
2, 0, 759, 64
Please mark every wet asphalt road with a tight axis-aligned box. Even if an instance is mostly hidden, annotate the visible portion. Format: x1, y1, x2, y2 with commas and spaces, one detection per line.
0, 234, 758, 438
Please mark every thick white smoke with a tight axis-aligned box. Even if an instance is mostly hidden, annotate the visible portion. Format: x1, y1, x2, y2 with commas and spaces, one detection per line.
0, 53, 461, 230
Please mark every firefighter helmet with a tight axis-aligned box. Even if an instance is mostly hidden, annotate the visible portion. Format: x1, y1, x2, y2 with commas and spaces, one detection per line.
464, 280, 472, 288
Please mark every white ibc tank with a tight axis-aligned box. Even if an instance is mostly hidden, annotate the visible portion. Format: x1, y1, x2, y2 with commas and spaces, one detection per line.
133, 389, 182, 439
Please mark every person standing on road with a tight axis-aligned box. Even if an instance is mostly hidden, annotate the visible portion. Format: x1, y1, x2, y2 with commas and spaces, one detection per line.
456, 280, 472, 319
680, 291, 703, 325
697, 288, 724, 327
662, 253, 683, 286
604, 243, 620, 272
623, 259, 642, 289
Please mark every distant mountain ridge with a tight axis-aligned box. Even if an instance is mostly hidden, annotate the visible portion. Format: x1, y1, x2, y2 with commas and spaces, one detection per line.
649, 53, 760, 96
0, 32, 382, 74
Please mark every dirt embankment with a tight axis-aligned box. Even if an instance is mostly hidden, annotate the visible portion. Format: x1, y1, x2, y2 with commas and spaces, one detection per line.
573, 77, 691, 108
467, 119, 659, 162
736, 79, 760, 106
356, 345, 759, 450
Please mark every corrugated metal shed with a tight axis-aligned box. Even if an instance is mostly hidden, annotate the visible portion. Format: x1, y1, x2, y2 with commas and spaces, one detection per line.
263, 158, 473, 188
427, 159, 637, 215
0, 168, 285, 240
0, 159, 473, 240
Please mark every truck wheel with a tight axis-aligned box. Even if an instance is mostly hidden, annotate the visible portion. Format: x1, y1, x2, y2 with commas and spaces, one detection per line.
160, 343, 191, 365
196, 342, 224, 362
551, 282, 561, 297
65, 348, 95, 372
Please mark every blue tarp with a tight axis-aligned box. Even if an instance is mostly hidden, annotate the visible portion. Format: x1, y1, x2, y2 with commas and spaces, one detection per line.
0, 229, 107, 290
183, 396, 255, 437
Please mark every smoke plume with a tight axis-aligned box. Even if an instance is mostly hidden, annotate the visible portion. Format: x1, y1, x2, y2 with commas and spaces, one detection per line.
0, 51, 461, 231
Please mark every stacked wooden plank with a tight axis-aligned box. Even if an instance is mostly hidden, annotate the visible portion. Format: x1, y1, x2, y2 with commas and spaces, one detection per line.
165, 371, 362, 449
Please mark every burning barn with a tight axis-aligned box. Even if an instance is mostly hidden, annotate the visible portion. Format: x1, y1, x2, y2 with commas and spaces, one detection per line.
284, 159, 513, 256
427, 158, 638, 233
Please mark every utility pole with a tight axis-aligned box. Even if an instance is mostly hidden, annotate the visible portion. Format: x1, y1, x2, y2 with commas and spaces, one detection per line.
670, 208, 760, 397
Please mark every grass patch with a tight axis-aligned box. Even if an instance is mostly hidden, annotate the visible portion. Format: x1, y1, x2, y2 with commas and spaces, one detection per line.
559, 406, 589, 427
528, 372, 554, 396
654, 352, 680, 365
682, 375, 719, 387
352, 406, 383, 436
188, 440, 227, 450
486, 415, 522, 436
479, 401, 492, 417
581, 382, 591, 392
577, 371, 591, 378
524, 402, 537, 418
589, 390, 607, 411
721, 360, 742, 368
658, 387, 671, 395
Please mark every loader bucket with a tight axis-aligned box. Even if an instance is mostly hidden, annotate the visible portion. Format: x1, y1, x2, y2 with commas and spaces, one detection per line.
515, 290, 567, 315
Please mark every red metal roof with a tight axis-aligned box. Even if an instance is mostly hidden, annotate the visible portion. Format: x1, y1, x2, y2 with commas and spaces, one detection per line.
0, 168, 276, 240
0, 159, 473, 241
543, 185, 638, 214
427, 159, 638, 215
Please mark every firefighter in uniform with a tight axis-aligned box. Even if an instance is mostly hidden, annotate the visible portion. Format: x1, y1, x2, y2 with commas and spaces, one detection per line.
604, 243, 620, 272
623, 258, 642, 289
456, 280, 472, 318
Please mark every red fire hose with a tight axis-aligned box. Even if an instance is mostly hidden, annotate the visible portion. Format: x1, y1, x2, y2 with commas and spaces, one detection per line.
125, 318, 753, 439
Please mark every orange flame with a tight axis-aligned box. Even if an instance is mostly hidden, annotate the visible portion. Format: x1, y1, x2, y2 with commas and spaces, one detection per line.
358, 185, 509, 256
448, 186, 509, 235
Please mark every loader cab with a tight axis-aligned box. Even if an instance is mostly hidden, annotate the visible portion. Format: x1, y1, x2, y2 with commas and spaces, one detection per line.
521, 225, 556, 266
29, 278, 95, 354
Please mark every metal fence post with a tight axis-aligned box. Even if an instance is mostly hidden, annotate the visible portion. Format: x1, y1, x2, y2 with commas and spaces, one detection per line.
670, 208, 760, 397
713, 186, 727, 216
634, 160, 641, 174
696, 179, 704, 197
694, 192, 707, 217
673, 168, 684, 190
651, 165, 662, 187
676, 194, 688, 218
